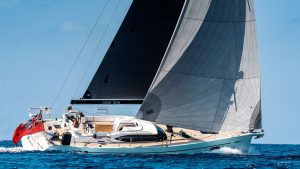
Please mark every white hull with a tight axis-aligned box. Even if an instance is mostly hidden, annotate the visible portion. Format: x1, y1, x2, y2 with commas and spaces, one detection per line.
21, 131, 51, 151
21, 132, 262, 154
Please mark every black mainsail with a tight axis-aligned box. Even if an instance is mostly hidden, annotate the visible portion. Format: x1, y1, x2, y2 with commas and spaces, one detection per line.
72, 0, 185, 104
137, 0, 261, 133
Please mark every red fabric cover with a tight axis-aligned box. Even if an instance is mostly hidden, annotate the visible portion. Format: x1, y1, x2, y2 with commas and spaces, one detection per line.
12, 113, 44, 144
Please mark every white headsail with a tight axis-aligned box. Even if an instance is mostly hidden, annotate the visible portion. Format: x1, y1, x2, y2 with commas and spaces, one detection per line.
137, 0, 261, 133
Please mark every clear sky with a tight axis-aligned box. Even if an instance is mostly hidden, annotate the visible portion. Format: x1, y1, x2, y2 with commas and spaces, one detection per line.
0, 0, 299, 144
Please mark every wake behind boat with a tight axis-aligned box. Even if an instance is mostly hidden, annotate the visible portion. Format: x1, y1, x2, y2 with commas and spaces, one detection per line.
13, 0, 264, 154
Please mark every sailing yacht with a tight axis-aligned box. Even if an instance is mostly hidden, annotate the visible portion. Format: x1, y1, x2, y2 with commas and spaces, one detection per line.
13, 0, 264, 153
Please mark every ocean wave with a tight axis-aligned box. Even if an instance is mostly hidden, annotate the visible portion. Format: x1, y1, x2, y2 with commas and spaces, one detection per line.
0, 147, 26, 153
210, 147, 243, 155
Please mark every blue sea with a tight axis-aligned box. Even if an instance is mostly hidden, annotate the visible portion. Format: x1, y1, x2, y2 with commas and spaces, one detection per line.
0, 141, 299, 169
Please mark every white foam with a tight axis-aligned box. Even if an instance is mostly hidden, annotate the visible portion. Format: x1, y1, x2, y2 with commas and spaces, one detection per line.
0, 147, 26, 153
211, 147, 243, 155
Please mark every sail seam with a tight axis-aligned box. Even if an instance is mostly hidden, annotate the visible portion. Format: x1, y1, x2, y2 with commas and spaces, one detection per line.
183, 17, 256, 23
160, 69, 260, 81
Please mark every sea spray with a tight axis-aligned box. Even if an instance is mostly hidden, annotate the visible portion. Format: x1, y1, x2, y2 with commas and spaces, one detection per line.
211, 147, 243, 155
0, 147, 25, 153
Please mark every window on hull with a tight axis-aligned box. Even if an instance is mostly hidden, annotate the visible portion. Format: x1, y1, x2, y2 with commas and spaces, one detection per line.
116, 134, 165, 142
116, 125, 167, 142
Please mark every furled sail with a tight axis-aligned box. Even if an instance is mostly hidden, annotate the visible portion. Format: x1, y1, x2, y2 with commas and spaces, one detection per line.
137, 0, 262, 133
76, 0, 184, 104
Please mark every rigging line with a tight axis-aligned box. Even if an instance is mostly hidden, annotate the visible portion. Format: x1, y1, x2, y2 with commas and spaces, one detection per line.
51, 0, 110, 107
73, 0, 122, 98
